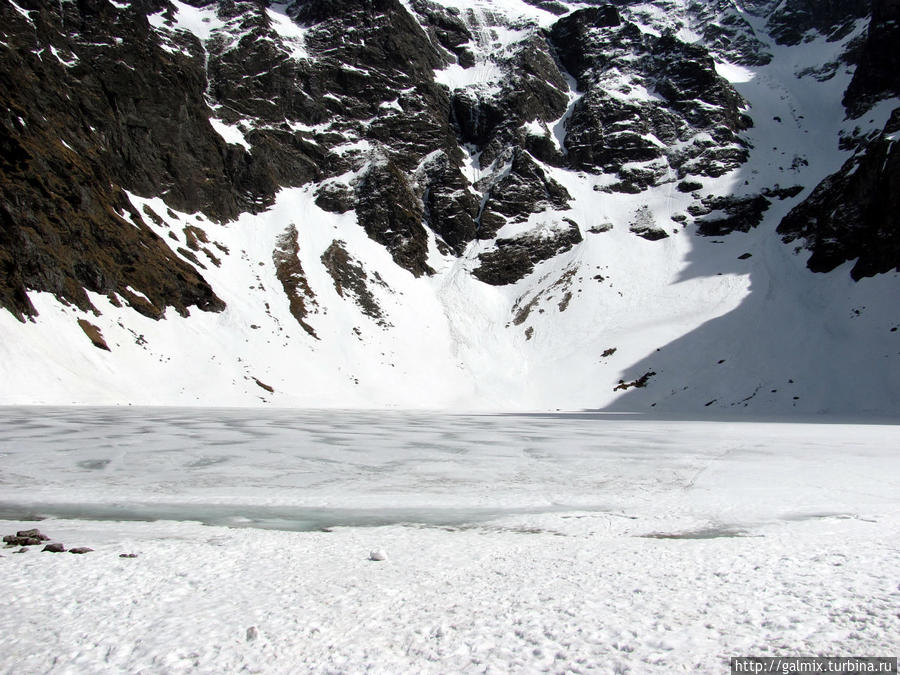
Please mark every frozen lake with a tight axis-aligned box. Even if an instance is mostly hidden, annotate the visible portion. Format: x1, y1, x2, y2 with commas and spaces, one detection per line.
1, 406, 898, 533
2, 407, 899, 673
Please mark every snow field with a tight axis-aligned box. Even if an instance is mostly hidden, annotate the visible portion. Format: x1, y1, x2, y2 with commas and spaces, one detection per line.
1, 511, 897, 673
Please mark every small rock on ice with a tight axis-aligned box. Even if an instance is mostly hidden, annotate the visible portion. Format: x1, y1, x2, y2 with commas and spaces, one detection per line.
369, 549, 387, 562
246, 626, 259, 641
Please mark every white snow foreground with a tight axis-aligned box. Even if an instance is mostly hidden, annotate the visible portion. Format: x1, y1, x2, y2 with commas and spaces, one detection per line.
1, 408, 899, 673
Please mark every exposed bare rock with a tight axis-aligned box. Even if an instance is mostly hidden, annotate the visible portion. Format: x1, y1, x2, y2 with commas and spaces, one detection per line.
687, 0, 774, 66
409, 0, 473, 64
314, 182, 355, 214
474, 220, 583, 286
843, 0, 900, 118
614, 371, 657, 391
321, 241, 388, 325
550, 7, 751, 188
587, 222, 613, 235
253, 378, 274, 394
695, 195, 772, 236
272, 225, 319, 338
766, 0, 870, 47
77, 319, 111, 352
778, 108, 900, 279
355, 161, 433, 277
419, 152, 480, 255
629, 206, 670, 241
478, 151, 572, 239
3, 534, 43, 546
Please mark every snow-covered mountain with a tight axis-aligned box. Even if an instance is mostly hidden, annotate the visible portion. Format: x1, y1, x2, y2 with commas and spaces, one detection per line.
1, 0, 898, 413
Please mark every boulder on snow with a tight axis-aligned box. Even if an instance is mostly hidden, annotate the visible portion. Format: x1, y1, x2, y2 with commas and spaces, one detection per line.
4, 538, 32, 546
4, 529, 62, 548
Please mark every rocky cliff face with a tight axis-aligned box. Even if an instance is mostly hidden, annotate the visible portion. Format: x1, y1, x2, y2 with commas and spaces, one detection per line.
0, 0, 230, 320
781, 0, 899, 278
1, 0, 769, 313
551, 6, 751, 188
1, 0, 898, 412
778, 108, 900, 279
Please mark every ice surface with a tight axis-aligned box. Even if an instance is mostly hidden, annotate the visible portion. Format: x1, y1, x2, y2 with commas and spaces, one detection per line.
1, 407, 898, 527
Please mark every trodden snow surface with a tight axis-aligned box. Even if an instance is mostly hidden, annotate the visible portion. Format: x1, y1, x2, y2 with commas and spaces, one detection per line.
1, 407, 898, 673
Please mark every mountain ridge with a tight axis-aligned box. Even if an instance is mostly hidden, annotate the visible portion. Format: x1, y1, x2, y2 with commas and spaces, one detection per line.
0, 0, 898, 413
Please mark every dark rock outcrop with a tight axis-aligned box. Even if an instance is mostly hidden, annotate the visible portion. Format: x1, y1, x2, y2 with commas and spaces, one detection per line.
695, 195, 773, 236
355, 161, 433, 277
0, 0, 464, 316
78, 319, 112, 351
315, 182, 356, 215
321, 240, 388, 324
843, 0, 900, 117
0, 0, 897, 333
473, 220, 582, 285
3, 530, 47, 546
419, 152, 480, 255
478, 150, 571, 238
0, 1, 244, 320
409, 0, 473, 65
471, 34, 571, 168
766, 0, 870, 46
549, 8, 751, 188
630, 205, 669, 241
777, 108, 900, 279
272, 225, 319, 338
614, 370, 656, 391
688, 0, 775, 66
